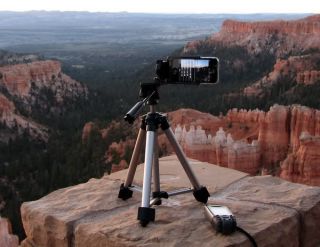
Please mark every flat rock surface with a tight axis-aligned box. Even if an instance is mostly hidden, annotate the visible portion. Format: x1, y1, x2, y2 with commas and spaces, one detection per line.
21, 155, 320, 247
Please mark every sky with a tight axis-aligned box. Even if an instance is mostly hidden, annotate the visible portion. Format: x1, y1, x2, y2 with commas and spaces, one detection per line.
0, 0, 319, 14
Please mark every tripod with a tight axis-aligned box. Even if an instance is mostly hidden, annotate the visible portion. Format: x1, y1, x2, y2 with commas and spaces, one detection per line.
118, 83, 210, 226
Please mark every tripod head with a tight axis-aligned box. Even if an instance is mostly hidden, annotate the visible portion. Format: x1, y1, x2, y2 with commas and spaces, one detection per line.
124, 80, 161, 124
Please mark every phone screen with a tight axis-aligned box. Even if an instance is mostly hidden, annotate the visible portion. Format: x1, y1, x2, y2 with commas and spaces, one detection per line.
169, 57, 219, 84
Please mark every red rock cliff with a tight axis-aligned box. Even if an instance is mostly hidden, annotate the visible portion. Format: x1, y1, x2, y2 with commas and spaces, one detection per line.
0, 59, 87, 141
184, 14, 320, 57
0, 93, 48, 142
280, 132, 320, 185
244, 54, 320, 97
0, 60, 88, 101
221, 15, 320, 35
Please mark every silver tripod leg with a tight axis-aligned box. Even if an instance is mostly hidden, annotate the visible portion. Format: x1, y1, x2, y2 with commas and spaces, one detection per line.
124, 128, 146, 187
137, 130, 156, 226
141, 130, 155, 207
164, 128, 201, 190
153, 132, 160, 193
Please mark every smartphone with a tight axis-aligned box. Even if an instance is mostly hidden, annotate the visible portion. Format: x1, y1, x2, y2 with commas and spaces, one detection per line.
156, 56, 219, 85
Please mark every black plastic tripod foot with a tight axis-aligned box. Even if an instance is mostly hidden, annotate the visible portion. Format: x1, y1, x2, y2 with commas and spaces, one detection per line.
118, 183, 133, 200
193, 186, 210, 203
137, 207, 155, 227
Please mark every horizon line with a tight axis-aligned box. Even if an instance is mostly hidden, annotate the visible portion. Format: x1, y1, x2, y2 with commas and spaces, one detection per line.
0, 10, 316, 15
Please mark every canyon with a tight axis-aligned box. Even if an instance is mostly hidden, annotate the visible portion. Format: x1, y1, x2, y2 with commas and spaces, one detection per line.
2, 13, 320, 244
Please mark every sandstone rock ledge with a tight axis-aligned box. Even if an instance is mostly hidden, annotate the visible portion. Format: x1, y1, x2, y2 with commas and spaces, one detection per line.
21, 155, 320, 247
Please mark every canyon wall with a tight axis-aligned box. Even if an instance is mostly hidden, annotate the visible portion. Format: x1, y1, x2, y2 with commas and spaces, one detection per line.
171, 105, 320, 186
0, 59, 88, 142
0, 93, 48, 142
0, 60, 88, 103
184, 14, 320, 56
220, 16, 320, 35
244, 54, 320, 97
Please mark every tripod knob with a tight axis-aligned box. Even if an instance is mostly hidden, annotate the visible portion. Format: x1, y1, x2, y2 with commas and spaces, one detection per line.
124, 101, 145, 124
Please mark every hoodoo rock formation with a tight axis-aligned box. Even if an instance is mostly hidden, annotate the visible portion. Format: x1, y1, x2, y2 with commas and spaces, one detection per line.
280, 132, 320, 185
168, 105, 320, 186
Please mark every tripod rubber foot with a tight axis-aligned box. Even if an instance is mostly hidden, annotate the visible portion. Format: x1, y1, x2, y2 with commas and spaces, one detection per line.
193, 186, 210, 203
137, 207, 155, 227
118, 183, 133, 200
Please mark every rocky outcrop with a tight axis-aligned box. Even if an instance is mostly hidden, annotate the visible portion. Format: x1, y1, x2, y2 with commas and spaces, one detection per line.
244, 54, 320, 97
257, 105, 290, 168
0, 93, 48, 142
20, 156, 320, 247
0, 60, 88, 103
290, 105, 320, 152
0, 217, 19, 247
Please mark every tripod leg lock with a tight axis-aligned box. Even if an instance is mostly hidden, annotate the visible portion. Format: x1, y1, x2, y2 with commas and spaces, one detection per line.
152, 191, 169, 199
138, 207, 155, 227
193, 186, 210, 203
118, 183, 133, 200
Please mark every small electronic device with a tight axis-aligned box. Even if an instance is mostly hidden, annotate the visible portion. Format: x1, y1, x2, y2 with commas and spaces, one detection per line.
204, 205, 237, 235
156, 56, 219, 85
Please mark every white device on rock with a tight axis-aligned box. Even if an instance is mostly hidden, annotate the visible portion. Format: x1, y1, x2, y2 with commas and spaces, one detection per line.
204, 205, 237, 235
